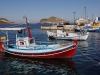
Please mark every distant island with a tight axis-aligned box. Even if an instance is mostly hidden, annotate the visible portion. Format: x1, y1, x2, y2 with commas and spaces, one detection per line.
40, 16, 70, 24
0, 18, 14, 24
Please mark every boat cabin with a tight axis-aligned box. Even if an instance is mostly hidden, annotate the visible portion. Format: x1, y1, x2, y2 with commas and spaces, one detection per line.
16, 37, 35, 48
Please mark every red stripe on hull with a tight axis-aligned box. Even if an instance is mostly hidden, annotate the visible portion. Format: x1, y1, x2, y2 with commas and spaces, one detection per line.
6, 46, 76, 58
0, 42, 5, 52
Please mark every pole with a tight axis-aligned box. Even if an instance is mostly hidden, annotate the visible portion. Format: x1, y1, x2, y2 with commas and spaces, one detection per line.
84, 6, 86, 19
73, 12, 76, 25
92, 14, 94, 22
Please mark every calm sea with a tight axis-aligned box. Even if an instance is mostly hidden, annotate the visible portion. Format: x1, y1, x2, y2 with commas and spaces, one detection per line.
0, 24, 100, 75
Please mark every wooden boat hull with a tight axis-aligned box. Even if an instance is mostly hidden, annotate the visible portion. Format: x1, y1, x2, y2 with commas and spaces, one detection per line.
4, 45, 76, 58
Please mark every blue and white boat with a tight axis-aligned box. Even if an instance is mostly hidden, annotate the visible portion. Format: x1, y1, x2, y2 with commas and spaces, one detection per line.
0, 16, 78, 58
74, 24, 100, 32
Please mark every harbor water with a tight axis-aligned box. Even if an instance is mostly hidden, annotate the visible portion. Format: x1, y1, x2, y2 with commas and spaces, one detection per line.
0, 24, 100, 75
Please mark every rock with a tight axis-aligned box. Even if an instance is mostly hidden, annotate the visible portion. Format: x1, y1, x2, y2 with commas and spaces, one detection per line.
0, 18, 14, 24
40, 16, 69, 24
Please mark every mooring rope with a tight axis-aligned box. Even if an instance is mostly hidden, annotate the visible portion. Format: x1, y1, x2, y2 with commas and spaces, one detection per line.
77, 49, 100, 65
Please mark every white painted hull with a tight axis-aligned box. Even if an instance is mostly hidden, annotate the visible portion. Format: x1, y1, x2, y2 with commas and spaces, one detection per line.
54, 35, 88, 40
47, 30, 89, 40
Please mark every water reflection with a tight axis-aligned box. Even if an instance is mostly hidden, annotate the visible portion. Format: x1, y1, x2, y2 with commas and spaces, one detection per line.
0, 54, 79, 75
78, 41, 88, 48
0, 52, 4, 63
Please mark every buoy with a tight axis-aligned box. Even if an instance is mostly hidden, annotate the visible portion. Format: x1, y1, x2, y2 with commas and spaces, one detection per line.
0, 36, 6, 41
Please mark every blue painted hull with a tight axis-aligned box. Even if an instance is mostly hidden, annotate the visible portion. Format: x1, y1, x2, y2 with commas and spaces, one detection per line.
74, 28, 100, 32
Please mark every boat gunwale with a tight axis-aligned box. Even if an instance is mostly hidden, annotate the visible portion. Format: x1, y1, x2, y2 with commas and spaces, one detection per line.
3, 44, 76, 54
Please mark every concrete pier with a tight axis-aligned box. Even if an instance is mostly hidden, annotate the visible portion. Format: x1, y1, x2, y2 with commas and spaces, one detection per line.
41, 25, 75, 31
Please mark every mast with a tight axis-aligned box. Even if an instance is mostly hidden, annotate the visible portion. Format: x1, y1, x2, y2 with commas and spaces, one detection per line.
84, 5, 86, 19
23, 15, 32, 38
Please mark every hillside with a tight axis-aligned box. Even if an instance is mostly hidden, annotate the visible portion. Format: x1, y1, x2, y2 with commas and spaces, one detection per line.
40, 16, 69, 24
0, 18, 14, 24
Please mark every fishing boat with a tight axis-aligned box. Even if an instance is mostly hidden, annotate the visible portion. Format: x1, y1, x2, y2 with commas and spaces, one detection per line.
74, 24, 100, 32
75, 22, 100, 32
75, 18, 90, 25
47, 29, 89, 40
0, 16, 78, 58
75, 6, 100, 32
75, 6, 90, 25
75, 27, 100, 32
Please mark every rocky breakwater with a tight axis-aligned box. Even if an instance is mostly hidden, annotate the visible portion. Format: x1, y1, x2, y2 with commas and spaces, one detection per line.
0, 18, 14, 24
40, 16, 69, 24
